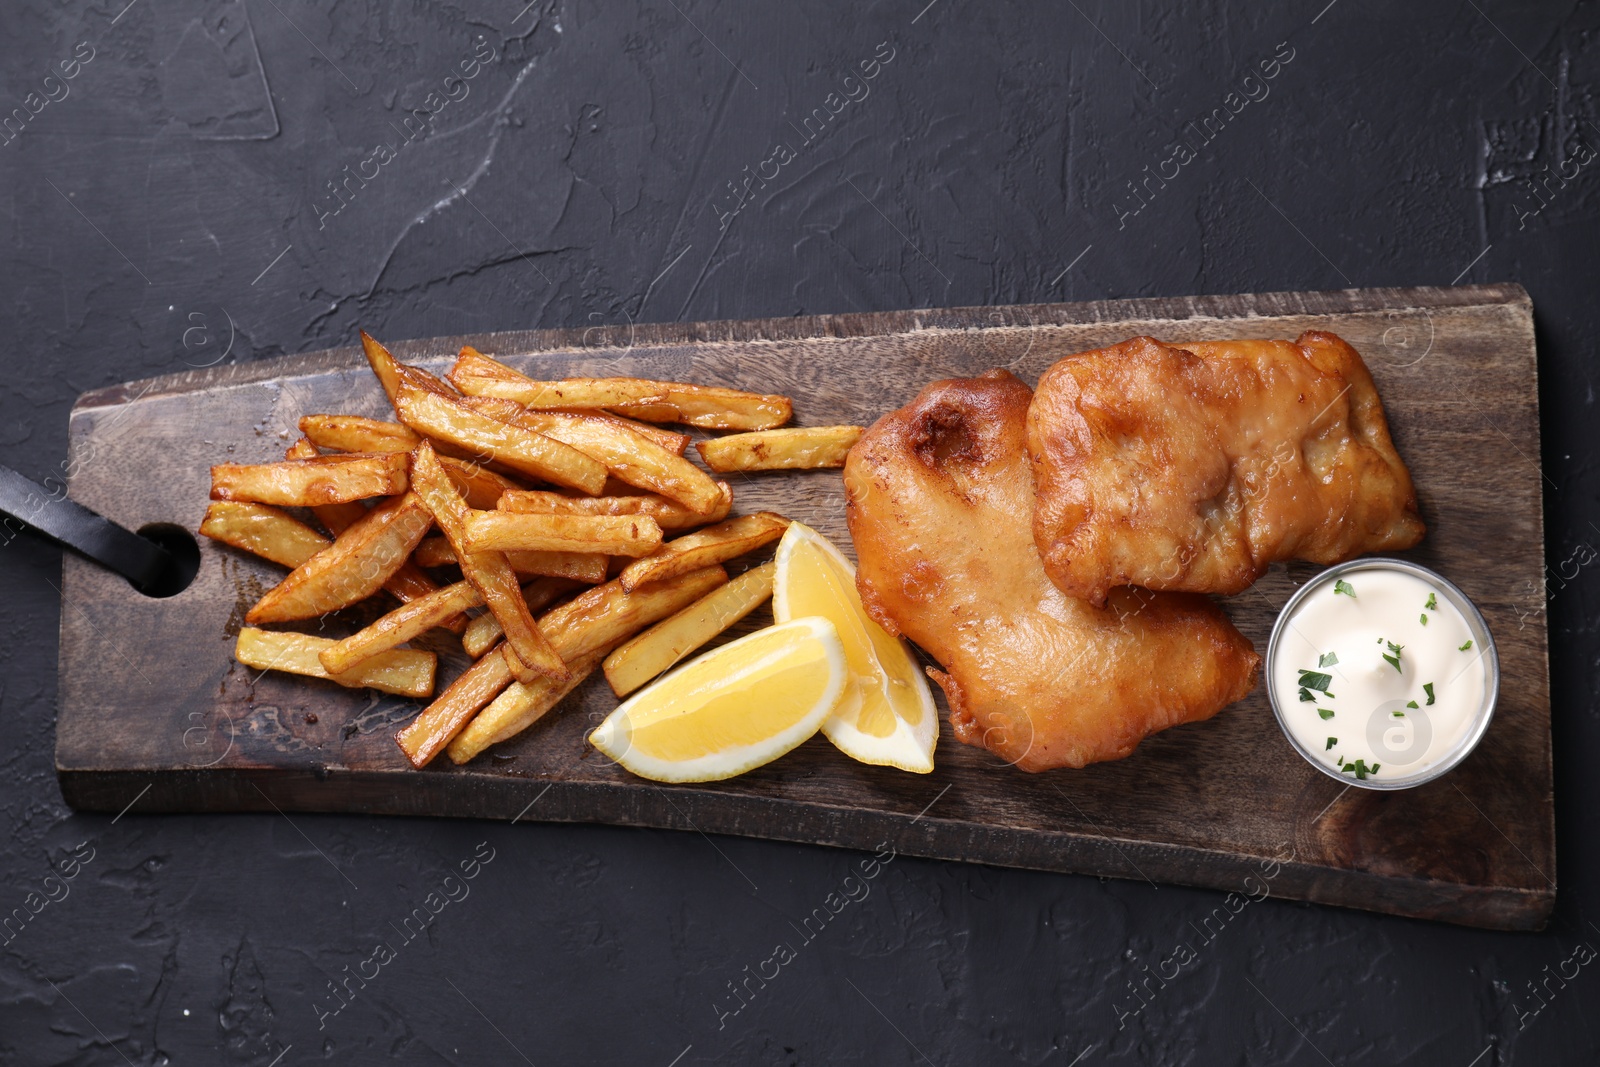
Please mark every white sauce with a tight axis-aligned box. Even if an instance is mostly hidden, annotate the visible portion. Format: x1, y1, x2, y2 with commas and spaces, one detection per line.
1271, 565, 1490, 782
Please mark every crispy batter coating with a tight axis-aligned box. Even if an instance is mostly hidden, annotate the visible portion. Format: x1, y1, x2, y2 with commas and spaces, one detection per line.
1026, 332, 1425, 606
844, 370, 1260, 771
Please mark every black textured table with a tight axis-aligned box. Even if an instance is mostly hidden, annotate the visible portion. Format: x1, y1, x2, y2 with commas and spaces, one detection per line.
3, 2, 1596, 1064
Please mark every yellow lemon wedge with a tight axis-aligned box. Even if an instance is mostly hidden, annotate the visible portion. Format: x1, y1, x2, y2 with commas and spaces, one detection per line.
588, 616, 846, 783
772, 522, 937, 773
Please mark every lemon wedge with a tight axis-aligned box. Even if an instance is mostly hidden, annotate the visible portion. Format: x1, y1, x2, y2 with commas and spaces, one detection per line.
772, 523, 937, 773
588, 616, 846, 783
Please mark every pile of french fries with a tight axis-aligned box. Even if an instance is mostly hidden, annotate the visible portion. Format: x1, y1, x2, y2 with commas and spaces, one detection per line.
200, 332, 863, 768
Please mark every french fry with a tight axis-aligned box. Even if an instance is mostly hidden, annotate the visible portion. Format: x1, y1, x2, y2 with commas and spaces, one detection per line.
236, 627, 435, 698
199, 501, 329, 568
414, 536, 608, 584
535, 565, 726, 662
245, 492, 434, 623
299, 414, 421, 454
454, 393, 723, 513
409, 442, 567, 683
696, 426, 863, 472
396, 643, 517, 767
461, 577, 581, 657
449, 348, 791, 430
395, 383, 607, 494
283, 438, 459, 626
210, 453, 408, 506
445, 566, 727, 762
318, 580, 482, 675
603, 561, 776, 696
437, 456, 521, 509
444, 649, 607, 765
461, 511, 663, 557
498, 485, 732, 530
361, 330, 408, 411
618, 512, 789, 592
583, 411, 691, 455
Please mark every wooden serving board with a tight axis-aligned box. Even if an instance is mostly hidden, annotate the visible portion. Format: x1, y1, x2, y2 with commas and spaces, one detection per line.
55, 284, 1553, 930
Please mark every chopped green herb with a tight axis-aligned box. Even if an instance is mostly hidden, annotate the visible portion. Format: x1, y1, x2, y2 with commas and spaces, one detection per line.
1319, 651, 1339, 668
1370, 763, 1380, 773
1420, 613, 1429, 626
1424, 682, 1435, 706
1383, 640, 1404, 673
1318, 708, 1334, 720
1426, 592, 1438, 611
1334, 579, 1356, 598
1299, 687, 1316, 703
1406, 700, 1419, 709
1342, 758, 1375, 780
1325, 737, 1337, 750
1298, 669, 1334, 691
1459, 639, 1473, 651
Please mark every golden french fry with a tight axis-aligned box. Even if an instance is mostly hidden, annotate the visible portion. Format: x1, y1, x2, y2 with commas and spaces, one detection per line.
618, 512, 789, 592
395, 383, 607, 494
449, 348, 791, 430
236, 627, 435, 699
210, 453, 408, 506
413, 536, 608, 584
536, 565, 727, 661
318, 580, 482, 675
410, 442, 567, 683
446, 566, 727, 762
396, 643, 517, 767
282, 438, 459, 625
437, 456, 522, 509
444, 649, 607, 765
606, 402, 682, 424
498, 485, 732, 530
582, 411, 691, 455
601, 563, 774, 697
455, 394, 723, 513
299, 414, 421, 454
695, 426, 863, 472
461, 577, 581, 658
461, 511, 663, 557
361, 330, 407, 412
200, 501, 329, 568
604, 561, 776, 696
246, 492, 435, 623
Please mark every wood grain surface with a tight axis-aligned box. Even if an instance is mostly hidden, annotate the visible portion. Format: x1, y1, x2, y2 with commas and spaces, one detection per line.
54, 283, 1553, 930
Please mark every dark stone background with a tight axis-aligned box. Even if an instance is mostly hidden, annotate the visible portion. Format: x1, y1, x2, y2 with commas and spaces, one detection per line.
2, 0, 1597, 1063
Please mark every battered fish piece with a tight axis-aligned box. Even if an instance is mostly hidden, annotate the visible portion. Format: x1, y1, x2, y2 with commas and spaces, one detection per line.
844, 370, 1259, 771
1027, 332, 1425, 606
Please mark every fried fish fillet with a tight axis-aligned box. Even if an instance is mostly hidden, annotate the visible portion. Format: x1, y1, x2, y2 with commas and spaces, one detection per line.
1026, 332, 1425, 606
844, 370, 1259, 771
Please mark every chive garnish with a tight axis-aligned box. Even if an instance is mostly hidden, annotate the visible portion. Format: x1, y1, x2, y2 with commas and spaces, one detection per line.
1425, 592, 1437, 611
1318, 708, 1334, 720
1420, 613, 1429, 626
1319, 651, 1339, 668
1406, 700, 1419, 709
1370, 763, 1380, 773
1459, 640, 1473, 651
1424, 682, 1435, 706
1325, 737, 1337, 750
1342, 758, 1374, 780
1393, 711, 1406, 718
1382, 640, 1404, 673
1334, 579, 1356, 598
